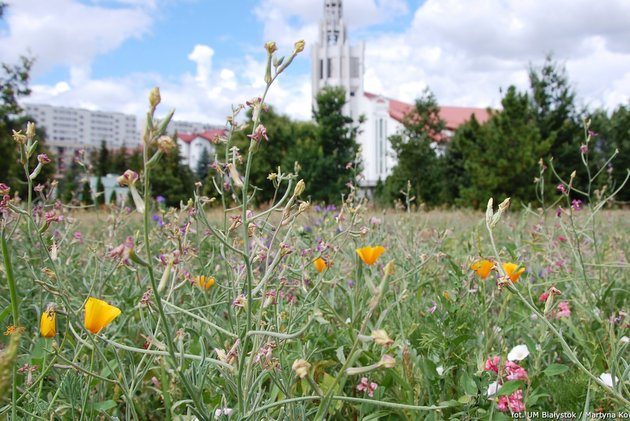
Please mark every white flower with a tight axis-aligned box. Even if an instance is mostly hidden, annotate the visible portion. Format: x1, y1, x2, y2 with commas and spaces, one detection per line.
214, 407, 233, 418
507, 344, 529, 361
599, 373, 617, 388
436, 366, 444, 376
620, 336, 629, 345
487, 381, 501, 397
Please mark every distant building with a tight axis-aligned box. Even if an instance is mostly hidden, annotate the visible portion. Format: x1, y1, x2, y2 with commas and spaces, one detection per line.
311, 0, 490, 191
23, 103, 138, 172
176, 128, 225, 172
89, 174, 129, 205
169, 120, 218, 136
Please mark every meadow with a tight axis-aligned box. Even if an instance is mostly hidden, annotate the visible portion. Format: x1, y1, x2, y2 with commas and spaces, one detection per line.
0, 40, 628, 420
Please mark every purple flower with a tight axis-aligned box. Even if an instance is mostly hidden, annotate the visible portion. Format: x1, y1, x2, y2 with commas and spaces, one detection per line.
556, 207, 563, 218
571, 199, 583, 211
556, 184, 567, 194
580, 144, 588, 154
156, 195, 166, 204
152, 214, 164, 227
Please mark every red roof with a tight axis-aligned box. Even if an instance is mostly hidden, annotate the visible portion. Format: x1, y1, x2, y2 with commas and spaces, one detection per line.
364, 92, 490, 131
177, 128, 225, 144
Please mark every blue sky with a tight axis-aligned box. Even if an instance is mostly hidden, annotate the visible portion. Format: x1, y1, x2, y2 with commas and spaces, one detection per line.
1, 0, 629, 124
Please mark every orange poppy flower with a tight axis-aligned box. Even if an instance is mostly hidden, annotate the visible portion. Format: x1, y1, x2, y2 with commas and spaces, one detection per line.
84, 297, 121, 334
356, 246, 385, 266
471, 260, 494, 279
502, 262, 525, 283
314, 257, 328, 273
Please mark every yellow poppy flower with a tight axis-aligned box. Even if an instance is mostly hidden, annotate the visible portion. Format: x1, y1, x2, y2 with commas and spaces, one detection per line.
471, 259, 494, 279
502, 262, 525, 283
40, 304, 56, 338
195, 276, 215, 290
313, 258, 328, 273
356, 246, 385, 266
84, 297, 121, 334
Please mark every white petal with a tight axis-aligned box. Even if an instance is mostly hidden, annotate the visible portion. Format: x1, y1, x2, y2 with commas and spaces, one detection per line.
620, 336, 629, 344
487, 381, 501, 397
436, 365, 444, 376
507, 344, 530, 361
599, 373, 616, 388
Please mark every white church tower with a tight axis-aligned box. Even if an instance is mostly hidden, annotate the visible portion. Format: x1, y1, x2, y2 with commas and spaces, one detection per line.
311, 0, 365, 122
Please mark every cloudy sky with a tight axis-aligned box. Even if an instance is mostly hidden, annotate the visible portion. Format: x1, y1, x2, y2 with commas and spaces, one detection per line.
1, 0, 629, 125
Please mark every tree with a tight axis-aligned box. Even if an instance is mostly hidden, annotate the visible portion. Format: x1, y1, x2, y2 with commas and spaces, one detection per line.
528, 56, 586, 186
96, 140, 110, 176
148, 139, 196, 207
309, 86, 361, 203
196, 147, 212, 180
378, 89, 446, 208
456, 86, 552, 207
81, 180, 93, 205
95, 176, 105, 206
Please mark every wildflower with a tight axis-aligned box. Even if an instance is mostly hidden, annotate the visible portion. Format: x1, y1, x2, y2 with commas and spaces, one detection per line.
599, 373, 616, 388
196, 275, 215, 290
484, 356, 500, 373
554, 301, 571, 319
378, 354, 396, 368
556, 183, 567, 194
313, 257, 328, 273
580, 144, 588, 154
356, 245, 385, 266
538, 286, 561, 303
571, 199, 583, 211
84, 297, 121, 334
4, 325, 25, 335
156, 195, 166, 204
40, 304, 56, 338
215, 408, 233, 418
471, 260, 494, 279
357, 377, 378, 397
292, 359, 311, 379
556, 207, 562, 218
370, 329, 394, 347
427, 302, 437, 314
502, 262, 525, 283
507, 344, 529, 362
436, 366, 444, 376
0, 183, 9, 195
294, 179, 305, 196
117, 170, 139, 187
248, 124, 268, 142
487, 381, 501, 397
505, 361, 528, 381
497, 389, 525, 412
108, 236, 136, 265
37, 154, 51, 164
232, 294, 247, 308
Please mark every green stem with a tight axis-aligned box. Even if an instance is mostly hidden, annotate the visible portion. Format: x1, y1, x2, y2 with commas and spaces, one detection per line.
1, 229, 19, 421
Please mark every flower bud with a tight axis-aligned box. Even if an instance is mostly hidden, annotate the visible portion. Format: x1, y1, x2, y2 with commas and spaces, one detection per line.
12, 130, 27, 145
292, 359, 311, 379
294, 40, 305, 53
378, 354, 396, 369
264, 41, 277, 54
117, 170, 139, 187
148, 87, 161, 109
26, 122, 36, 139
371, 329, 394, 347
156, 135, 176, 154
294, 179, 305, 196
37, 154, 51, 164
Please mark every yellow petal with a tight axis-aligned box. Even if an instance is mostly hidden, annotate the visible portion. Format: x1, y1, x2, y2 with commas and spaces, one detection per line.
471, 259, 494, 279
502, 262, 525, 283
40, 309, 56, 338
85, 297, 121, 334
356, 246, 385, 266
314, 258, 327, 273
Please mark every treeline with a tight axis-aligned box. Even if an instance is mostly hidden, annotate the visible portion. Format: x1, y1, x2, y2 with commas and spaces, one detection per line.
377, 57, 629, 208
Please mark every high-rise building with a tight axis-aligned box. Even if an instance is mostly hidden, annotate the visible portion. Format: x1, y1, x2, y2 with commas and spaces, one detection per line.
311, 0, 490, 191
311, 0, 365, 122
23, 103, 138, 171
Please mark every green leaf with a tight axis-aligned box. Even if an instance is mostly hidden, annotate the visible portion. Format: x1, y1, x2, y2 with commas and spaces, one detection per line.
497, 380, 524, 396
92, 400, 117, 412
543, 364, 569, 376
459, 371, 477, 396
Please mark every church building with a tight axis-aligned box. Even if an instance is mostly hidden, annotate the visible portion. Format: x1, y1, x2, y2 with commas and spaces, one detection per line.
311, 0, 490, 190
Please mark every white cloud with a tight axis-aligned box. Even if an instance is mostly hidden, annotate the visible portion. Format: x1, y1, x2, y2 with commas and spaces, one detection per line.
0, 0, 153, 75
26, 44, 312, 125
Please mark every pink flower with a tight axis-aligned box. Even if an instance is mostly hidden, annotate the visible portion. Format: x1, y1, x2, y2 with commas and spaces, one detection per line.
580, 144, 588, 154
484, 356, 500, 373
497, 389, 525, 412
248, 124, 268, 142
571, 199, 583, 211
505, 361, 528, 381
357, 377, 378, 397
37, 154, 51, 164
539, 291, 549, 303
556, 184, 567, 194
0, 183, 9, 195
109, 236, 135, 265
555, 301, 571, 319
556, 207, 563, 218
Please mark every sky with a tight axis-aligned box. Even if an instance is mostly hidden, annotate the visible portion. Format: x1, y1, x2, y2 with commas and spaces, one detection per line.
1, 0, 629, 126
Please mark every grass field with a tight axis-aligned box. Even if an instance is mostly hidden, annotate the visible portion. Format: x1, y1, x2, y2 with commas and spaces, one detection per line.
1, 198, 628, 419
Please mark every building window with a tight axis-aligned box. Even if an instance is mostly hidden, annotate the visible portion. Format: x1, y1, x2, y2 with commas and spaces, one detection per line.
327, 58, 332, 78
319, 59, 323, 80
351, 57, 359, 78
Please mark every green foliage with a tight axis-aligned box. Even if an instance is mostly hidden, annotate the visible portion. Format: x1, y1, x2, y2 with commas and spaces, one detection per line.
95, 176, 105, 206
195, 146, 212, 180
147, 141, 195, 207
452, 87, 552, 207
379, 89, 446, 207
309, 86, 361, 203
